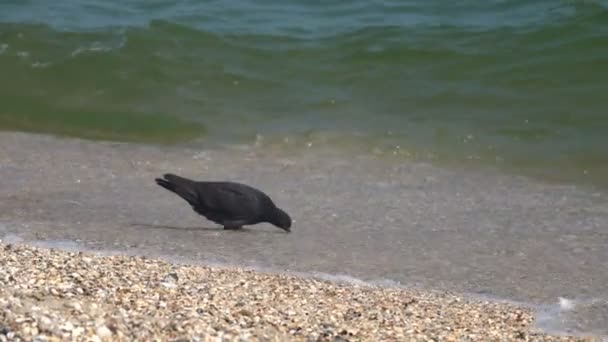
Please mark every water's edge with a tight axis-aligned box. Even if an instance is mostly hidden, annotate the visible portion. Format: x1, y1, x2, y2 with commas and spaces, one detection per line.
0, 233, 601, 339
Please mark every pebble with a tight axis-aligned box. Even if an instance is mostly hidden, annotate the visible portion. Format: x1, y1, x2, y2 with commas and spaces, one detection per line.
95, 325, 112, 338
0, 242, 601, 341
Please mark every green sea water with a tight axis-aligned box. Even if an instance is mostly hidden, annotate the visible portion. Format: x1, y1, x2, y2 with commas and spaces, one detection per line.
0, 1, 607, 186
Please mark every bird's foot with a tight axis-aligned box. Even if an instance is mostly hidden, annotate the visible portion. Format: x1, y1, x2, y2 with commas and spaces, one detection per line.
223, 225, 243, 230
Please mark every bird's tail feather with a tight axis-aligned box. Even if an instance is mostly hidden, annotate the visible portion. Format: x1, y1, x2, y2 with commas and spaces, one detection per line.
155, 174, 199, 206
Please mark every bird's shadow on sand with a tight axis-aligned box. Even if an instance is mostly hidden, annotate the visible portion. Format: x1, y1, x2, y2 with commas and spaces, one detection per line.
128, 223, 286, 234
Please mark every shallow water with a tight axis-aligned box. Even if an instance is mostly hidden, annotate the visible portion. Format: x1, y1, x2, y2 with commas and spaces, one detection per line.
1, 132, 607, 336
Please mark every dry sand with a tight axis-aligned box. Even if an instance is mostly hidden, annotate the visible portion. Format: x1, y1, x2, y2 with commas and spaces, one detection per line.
0, 241, 601, 342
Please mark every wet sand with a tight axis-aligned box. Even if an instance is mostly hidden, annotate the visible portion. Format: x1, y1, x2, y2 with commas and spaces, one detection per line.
1, 131, 608, 337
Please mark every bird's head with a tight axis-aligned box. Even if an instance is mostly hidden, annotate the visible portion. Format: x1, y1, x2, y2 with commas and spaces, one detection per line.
268, 207, 292, 232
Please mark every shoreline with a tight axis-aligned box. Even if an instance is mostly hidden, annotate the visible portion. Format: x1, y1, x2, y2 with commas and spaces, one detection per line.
1, 129, 605, 192
0, 241, 601, 341
2, 131, 608, 337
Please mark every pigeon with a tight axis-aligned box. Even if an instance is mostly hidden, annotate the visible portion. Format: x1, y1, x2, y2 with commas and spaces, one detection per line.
154, 173, 292, 232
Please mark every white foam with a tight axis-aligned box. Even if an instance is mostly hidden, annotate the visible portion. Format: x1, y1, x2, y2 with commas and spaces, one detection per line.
31, 61, 51, 68
70, 36, 127, 57
298, 272, 372, 287
559, 297, 576, 310
29, 239, 86, 252
532, 297, 608, 338
2, 233, 25, 244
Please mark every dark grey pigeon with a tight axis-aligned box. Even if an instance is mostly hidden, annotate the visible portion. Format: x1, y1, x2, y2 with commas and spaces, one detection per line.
155, 173, 292, 232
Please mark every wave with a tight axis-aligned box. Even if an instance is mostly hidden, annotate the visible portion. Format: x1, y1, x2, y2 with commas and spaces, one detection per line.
0, 1, 607, 185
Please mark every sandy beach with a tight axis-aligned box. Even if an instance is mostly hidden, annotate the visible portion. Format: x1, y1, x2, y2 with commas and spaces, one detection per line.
1, 241, 601, 341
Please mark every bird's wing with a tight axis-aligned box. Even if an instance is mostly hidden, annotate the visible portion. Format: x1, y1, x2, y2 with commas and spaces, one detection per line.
196, 182, 263, 220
